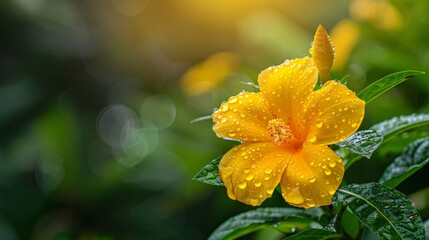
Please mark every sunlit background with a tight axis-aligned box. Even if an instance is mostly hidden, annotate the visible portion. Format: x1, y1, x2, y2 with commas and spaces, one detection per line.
1, 0, 429, 239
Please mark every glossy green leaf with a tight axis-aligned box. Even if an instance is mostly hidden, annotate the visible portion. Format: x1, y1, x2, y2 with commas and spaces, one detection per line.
377, 132, 429, 156
333, 183, 425, 240
208, 207, 324, 240
358, 70, 424, 104
336, 130, 383, 159
193, 157, 223, 186
379, 137, 429, 187
371, 113, 429, 142
285, 228, 341, 240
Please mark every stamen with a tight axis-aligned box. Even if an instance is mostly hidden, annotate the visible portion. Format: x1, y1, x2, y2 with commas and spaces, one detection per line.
267, 118, 293, 145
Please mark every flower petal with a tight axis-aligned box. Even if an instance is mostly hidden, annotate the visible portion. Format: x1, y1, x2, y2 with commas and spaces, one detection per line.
258, 57, 318, 139
304, 80, 365, 145
280, 144, 344, 208
219, 142, 292, 206
213, 92, 273, 142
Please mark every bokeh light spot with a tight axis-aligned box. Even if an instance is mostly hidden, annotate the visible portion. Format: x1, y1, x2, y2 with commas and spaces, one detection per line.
140, 95, 176, 130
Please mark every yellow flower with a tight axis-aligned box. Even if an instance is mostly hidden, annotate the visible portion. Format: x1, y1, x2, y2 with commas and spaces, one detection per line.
212, 27, 365, 208
181, 52, 239, 96
330, 20, 361, 71
350, 0, 403, 31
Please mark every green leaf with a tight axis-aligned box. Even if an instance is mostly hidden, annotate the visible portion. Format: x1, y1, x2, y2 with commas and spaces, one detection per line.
208, 207, 324, 240
240, 81, 260, 90
339, 75, 349, 86
333, 183, 425, 240
285, 229, 342, 240
358, 70, 424, 104
371, 113, 429, 142
343, 114, 429, 169
377, 132, 429, 156
379, 137, 429, 187
190, 114, 212, 123
193, 157, 223, 186
336, 130, 383, 159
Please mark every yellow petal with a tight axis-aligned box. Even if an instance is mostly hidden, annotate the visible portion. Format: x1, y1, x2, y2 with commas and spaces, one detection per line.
280, 144, 344, 208
258, 57, 318, 140
310, 25, 335, 83
304, 80, 365, 145
213, 92, 273, 142
219, 142, 292, 206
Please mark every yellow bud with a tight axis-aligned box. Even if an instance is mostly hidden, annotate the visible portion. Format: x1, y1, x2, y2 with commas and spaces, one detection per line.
310, 25, 335, 83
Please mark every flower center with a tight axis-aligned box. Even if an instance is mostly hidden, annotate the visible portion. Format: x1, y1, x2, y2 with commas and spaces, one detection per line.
267, 118, 293, 145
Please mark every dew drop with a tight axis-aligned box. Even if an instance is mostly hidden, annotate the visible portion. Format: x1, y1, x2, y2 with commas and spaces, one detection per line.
351, 122, 357, 128
221, 105, 229, 112
254, 181, 262, 187
309, 176, 316, 183
221, 117, 228, 123
266, 188, 274, 195
243, 168, 250, 174
328, 187, 336, 195
316, 121, 323, 128
264, 176, 271, 181
228, 97, 238, 104
284, 187, 305, 204
325, 97, 331, 101
264, 168, 273, 174
246, 174, 254, 181
324, 168, 332, 175
329, 162, 336, 168
306, 199, 316, 208
240, 113, 246, 118
238, 182, 247, 189
228, 132, 236, 137
309, 136, 317, 143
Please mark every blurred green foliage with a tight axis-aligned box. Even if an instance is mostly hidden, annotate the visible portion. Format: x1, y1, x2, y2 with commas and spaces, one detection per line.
1, 0, 429, 239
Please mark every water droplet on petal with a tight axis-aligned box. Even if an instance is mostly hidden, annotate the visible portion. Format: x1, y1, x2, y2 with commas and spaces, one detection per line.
228, 132, 236, 137
264, 168, 273, 174
306, 199, 316, 208
240, 113, 246, 118
309, 136, 317, 143
309, 176, 316, 183
351, 122, 357, 128
228, 97, 238, 104
324, 168, 332, 175
243, 168, 250, 174
246, 174, 254, 181
221, 117, 228, 123
266, 188, 274, 195
264, 176, 271, 181
329, 162, 336, 168
328, 187, 336, 195
238, 182, 247, 189
284, 187, 305, 204
316, 121, 323, 128
254, 181, 262, 187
